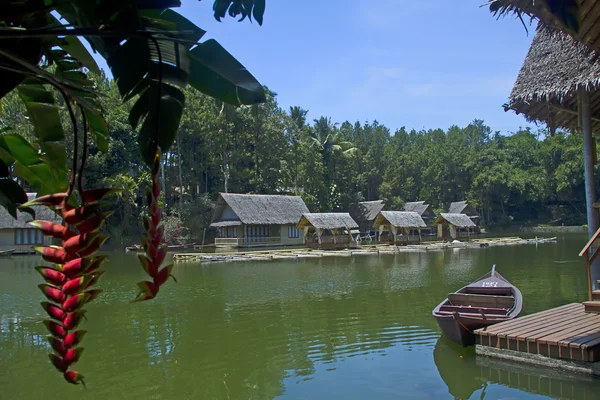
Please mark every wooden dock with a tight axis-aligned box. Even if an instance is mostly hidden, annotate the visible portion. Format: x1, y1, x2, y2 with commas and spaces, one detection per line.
475, 303, 600, 363
173, 236, 556, 263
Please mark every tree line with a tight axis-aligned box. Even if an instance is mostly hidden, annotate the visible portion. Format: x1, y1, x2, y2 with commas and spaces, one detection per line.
1, 74, 592, 244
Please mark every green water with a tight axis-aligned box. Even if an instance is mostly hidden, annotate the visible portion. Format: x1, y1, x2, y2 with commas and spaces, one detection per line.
0, 233, 598, 399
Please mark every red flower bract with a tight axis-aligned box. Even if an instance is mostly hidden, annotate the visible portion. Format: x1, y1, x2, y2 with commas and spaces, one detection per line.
135, 154, 176, 302
27, 189, 114, 386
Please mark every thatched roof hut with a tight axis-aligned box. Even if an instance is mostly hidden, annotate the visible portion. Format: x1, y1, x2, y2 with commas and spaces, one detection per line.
505, 27, 600, 132
0, 193, 62, 252
348, 200, 384, 233
210, 193, 309, 227
297, 213, 358, 230
489, 0, 600, 55
374, 211, 426, 229
435, 213, 476, 228
297, 213, 359, 247
448, 201, 480, 219
403, 201, 436, 227
0, 193, 61, 228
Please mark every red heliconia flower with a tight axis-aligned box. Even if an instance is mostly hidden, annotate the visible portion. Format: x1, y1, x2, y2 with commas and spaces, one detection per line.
25, 187, 115, 386
135, 153, 176, 301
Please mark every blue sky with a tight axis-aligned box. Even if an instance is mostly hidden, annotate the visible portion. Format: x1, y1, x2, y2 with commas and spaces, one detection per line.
98, 1, 538, 134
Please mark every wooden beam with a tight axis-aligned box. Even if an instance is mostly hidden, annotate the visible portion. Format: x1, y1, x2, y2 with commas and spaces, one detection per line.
548, 102, 600, 123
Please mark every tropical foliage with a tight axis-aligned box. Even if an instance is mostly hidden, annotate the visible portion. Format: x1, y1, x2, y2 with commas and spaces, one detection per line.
0, 0, 268, 385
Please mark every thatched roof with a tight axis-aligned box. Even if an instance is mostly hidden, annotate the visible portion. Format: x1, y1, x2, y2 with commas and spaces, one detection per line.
505, 27, 600, 132
434, 213, 476, 228
448, 201, 467, 214
297, 213, 359, 230
403, 201, 435, 218
348, 200, 385, 223
0, 193, 61, 229
489, 0, 600, 55
210, 193, 309, 227
374, 211, 426, 228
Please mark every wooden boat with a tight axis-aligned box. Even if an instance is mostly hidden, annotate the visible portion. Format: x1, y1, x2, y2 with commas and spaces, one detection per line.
432, 265, 522, 346
0, 248, 15, 256
125, 245, 141, 252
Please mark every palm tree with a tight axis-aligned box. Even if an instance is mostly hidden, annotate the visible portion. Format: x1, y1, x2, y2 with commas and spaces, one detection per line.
309, 116, 358, 187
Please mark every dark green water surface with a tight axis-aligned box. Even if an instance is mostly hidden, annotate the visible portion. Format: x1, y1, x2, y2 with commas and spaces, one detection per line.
1, 233, 598, 399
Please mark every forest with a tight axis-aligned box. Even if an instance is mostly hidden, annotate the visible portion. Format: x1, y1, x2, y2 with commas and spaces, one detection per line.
0, 74, 592, 245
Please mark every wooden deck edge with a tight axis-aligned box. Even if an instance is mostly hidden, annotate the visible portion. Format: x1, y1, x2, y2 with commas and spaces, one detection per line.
476, 345, 600, 376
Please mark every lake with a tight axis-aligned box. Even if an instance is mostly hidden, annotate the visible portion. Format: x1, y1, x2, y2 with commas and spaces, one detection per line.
1, 233, 598, 399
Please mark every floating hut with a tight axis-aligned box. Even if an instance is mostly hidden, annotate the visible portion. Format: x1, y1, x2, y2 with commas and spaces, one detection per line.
448, 200, 480, 231
373, 211, 426, 245
209, 193, 309, 248
0, 193, 61, 254
297, 213, 359, 248
434, 213, 476, 240
348, 200, 384, 234
403, 201, 437, 235
504, 26, 600, 290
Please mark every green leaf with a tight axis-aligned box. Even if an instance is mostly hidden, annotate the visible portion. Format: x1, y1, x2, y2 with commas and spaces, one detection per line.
0, 159, 9, 178
16, 82, 65, 142
138, 83, 185, 166
84, 109, 110, 153
546, 0, 581, 34
188, 39, 266, 106
0, 179, 29, 219
108, 38, 151, 98
0, 134, 42, 167
143, 9, 206, 45
60, 36, 101, 75
253, 0, 265, 25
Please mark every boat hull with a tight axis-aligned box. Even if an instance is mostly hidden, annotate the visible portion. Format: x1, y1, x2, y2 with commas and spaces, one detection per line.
432, 267, 523, 346
433, 313, 513, 346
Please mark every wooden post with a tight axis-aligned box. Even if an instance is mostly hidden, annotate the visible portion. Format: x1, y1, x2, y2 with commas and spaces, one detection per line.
201, 228, 206, 253
580, 88, 600, 291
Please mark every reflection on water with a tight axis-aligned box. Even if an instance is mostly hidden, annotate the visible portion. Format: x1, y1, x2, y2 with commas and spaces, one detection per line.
0, 233, 597, 399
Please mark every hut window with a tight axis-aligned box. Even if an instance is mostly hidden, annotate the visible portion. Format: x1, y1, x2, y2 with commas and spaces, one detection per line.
15, 229, 44, 245
288, 225, 299, 238
246, 225, 269, 238
224, 227, 237, 238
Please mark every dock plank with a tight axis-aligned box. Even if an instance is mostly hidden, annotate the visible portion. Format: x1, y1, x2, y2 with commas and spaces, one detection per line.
475, 303, 600, 363
476, 304, 578, 335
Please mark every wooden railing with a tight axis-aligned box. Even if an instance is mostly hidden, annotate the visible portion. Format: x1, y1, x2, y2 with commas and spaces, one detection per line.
215, 238, 240, 246
215, 237, 282, 246
241, 236, 281, 245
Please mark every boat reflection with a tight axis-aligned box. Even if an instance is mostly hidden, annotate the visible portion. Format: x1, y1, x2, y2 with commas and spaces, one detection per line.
434, 336, 599, 399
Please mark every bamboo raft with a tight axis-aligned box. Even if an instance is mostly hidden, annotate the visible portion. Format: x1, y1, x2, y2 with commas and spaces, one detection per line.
172, 236, 556, 263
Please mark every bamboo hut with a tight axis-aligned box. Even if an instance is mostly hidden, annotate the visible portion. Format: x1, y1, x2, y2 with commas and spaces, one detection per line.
448, 201, 480, 233
374, 211, 427, 245
0, 193, 61, 254
348, 200, 384, 234
504, 26, 600, 289
403, 201, 437, 235
434, 213, 476, 241
210, 193, 309, 248
297, 213, 359, 248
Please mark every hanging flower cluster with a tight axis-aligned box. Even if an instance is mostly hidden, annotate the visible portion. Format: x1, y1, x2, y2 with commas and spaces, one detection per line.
135, 154, 176, 301
27, 189, 115, 385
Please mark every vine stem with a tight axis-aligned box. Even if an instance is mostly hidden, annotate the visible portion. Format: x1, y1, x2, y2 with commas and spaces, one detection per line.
148, 36, 162, 158
57, 88, 78, 199
78, 106, 88, 200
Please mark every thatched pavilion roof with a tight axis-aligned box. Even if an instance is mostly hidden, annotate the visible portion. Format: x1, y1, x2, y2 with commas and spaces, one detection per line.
0, 193, 61, 229
210, 193, 309, 227
434, 213, 476, 228
374, 211, 426, 228
490, 0, 600, 55
348, 200, 385, 223
297, 213, 359, 230
505, 27, 600, 132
